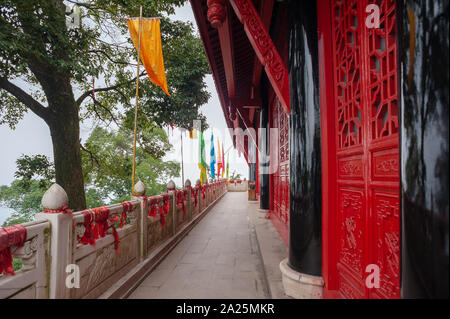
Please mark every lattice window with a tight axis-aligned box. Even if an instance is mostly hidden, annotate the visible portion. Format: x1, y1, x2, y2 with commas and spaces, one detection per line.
367, 0, 398, 140
333, 0, 363, 150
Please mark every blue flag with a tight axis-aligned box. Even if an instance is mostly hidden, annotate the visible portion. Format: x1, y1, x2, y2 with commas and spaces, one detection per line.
210, 133, 216, 179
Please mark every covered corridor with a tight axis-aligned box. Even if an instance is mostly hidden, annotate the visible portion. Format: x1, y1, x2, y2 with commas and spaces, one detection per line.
128, 192, 287, 299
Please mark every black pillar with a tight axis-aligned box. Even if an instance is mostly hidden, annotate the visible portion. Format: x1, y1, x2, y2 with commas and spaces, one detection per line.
249, 163, 256, 182
259, 76, 270, 210
399, 0, 449, 298
287, 0, 322, 276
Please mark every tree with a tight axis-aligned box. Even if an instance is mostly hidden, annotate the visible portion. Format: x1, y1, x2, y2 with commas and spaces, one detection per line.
0, 125, 180, 226
82, 126, 180, 203
229, 170, 242, 180
0, 0, 210, 210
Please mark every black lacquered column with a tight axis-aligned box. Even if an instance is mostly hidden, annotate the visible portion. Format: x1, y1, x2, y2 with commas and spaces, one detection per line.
287, 0, 322, 276
399, 0, 449, 299
259, 94, 270, 210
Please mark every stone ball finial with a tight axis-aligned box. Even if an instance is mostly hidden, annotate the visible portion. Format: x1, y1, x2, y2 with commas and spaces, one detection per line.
196, 179, 201, 185
42, 183, 69, 210
134, 180, 146, 196
185, 179, 191, 187
167, 180, 176, 190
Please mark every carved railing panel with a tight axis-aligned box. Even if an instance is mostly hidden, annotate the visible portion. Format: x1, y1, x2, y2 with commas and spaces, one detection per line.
70, 200, 140, 299
0, 220, 50, 299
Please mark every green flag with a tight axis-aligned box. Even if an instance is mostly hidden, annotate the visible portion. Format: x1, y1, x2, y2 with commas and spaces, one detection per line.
198, 130, 207, 184
226, 152, 229, 182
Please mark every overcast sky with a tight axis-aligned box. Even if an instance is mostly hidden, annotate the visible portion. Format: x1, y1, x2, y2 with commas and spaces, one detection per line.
0, 2, 248, 223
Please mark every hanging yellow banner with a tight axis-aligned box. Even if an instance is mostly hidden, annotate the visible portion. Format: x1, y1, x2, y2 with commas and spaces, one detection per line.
127, 18, 170, 96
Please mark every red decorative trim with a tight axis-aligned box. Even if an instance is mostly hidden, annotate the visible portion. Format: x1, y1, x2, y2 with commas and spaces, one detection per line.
229, 0, 290, 114
43, 206, 73, 215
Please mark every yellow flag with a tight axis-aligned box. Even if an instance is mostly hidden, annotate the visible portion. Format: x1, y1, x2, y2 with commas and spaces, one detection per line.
127, 18, 170, 96
189, 128, 197, 139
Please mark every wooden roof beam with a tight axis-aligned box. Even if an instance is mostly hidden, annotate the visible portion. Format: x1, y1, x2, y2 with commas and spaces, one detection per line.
229, 0, 290, 114
251, 0, 274, 95
207, 0, 236, 108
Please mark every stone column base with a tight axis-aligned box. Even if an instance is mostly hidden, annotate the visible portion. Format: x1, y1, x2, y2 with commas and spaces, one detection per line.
279, 258, 324, 299
257, 208, 269, 214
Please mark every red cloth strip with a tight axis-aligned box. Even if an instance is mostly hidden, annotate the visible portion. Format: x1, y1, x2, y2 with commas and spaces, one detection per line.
43, 206, 73, 215
160, 194, 170, 228
148, 196, 160, 218
119, 201, 134, 228
0, 225, 27, 276
176, 191, 186, 215
77, 207, 120, 254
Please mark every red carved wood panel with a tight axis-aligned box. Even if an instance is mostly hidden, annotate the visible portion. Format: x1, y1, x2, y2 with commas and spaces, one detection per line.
330, 0, 399, 299
271, 97, 290, 239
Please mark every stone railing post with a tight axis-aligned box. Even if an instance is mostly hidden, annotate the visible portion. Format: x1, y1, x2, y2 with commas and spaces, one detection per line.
167, 180, 176, 235
196, 179, 202, 213
35, 184, 73, 299
185, 179, 192, 221
132, 180, 147, 261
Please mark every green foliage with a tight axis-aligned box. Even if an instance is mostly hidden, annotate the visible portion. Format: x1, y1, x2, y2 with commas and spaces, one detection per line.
13, 258, 22, 271
14, 154, 55, 190
229, 170, 242, 180
82, 125, 180, 203
0, 0, 209, 215
0, 179, 46, 226
0, 0, 210, 130
1, 123, 179, 226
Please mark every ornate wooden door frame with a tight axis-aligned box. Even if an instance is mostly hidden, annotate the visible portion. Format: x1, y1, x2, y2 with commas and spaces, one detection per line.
318, 0, 400, 299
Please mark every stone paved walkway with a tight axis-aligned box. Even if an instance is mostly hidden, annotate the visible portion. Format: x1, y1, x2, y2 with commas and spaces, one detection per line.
128, 192, 271, 299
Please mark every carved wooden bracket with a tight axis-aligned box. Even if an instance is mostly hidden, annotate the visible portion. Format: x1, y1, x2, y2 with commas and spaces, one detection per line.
229, 0, 290, 114
207, 0, 226, 28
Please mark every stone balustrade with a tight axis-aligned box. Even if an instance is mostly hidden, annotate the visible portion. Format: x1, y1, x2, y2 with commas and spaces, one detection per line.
0, 178, 228, 299
227, 179, 248, 192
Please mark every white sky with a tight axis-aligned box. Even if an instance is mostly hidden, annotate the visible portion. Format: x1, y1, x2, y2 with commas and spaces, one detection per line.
0, 2, 249, 211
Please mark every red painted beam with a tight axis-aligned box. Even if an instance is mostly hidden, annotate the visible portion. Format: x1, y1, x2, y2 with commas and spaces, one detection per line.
190, 0, 234, 131
229, 0, 290, 114
216, 3, 236, 99
251, 0, 274, 94
230, 97, 261, 109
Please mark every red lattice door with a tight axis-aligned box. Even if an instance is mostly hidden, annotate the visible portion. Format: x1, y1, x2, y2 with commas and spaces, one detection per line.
271, 97, 290, 243
328, 0, 400, 299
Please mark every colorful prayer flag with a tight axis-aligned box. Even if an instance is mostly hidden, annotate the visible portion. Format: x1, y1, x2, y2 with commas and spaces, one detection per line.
221, 142, 225, 178
217, 140, 222, 178
210, 133, 216, 180
198, 130, 207, 184
226, 152, 229, 182
127, 18, 170, 96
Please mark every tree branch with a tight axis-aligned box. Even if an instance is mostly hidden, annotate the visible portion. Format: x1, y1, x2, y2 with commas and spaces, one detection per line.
0, 77, 50, 121
91, 96, 119, 126
76, 71, 146, 107
89, 49, 137, 66
80, 142, 100, 168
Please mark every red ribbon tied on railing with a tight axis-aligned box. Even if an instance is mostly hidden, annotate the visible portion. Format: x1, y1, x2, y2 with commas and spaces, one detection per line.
160, 194, 170, 229
43, 206, 73, 215
201, 185, 206, 199
148, 196, 159, 218
0, 224, 27, 276
119, 201, 134, 228
78, 207, 120, 253
176, 190, 186, 215
43, 206, 75, 230
191, 186, 199, 207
